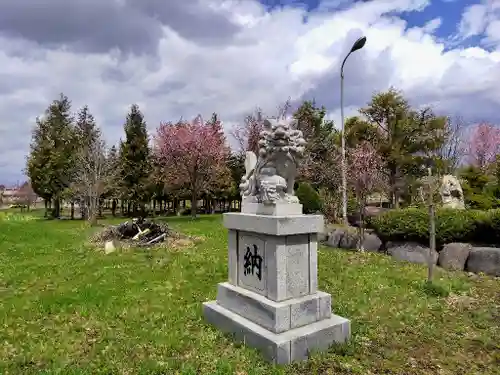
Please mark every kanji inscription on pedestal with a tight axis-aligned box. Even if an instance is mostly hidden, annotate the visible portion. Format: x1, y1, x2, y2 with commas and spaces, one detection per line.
238, 235, 266, 293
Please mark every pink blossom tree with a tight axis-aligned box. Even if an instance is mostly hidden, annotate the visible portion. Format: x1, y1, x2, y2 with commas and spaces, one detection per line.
467, 122, 500, 170
154, 114, 230, 218
347, 141, 386, 251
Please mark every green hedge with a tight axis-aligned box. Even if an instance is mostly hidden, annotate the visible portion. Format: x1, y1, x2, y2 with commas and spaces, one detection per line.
296, 182, 322, 214
368, 208, 498, 248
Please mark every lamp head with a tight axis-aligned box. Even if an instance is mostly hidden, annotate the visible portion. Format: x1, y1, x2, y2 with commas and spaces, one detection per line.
350, 36, 367, 52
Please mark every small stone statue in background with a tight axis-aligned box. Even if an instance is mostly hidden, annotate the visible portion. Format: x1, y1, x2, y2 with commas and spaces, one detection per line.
440, 175, 465, 209
239, 118, 306, 205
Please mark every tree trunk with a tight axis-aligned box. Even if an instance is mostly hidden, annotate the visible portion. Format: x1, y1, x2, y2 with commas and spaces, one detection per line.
51, 197, 60, 219
44, 199, 49, 217
191, 190, 198, 218
111, 199, 117, 217
427, 167, 436, 282
358, 198, 366, 252
70, 202, 75, 220
174, 197, 180, 216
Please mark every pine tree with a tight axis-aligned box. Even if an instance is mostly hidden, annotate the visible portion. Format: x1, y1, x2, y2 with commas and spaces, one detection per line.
26, 117, 53, 216
75, 105, 100, 147
119, 104, 151, 215
359, 88, 447, 208
293, 101, 339, 191
26, 93, 75, 218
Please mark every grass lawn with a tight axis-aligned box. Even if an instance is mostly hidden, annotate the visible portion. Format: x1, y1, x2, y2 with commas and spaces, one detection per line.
0, 211, 499, 374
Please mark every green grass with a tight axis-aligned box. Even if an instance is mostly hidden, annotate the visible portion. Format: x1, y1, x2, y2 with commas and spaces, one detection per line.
0, 211, 499, 374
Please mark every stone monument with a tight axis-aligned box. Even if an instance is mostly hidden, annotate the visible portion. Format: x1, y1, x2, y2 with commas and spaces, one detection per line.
440, 175, 465, 209
202, 118, 350, 364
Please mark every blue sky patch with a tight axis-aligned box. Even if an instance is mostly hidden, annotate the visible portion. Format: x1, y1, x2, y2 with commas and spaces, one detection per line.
259, 0, 479, 40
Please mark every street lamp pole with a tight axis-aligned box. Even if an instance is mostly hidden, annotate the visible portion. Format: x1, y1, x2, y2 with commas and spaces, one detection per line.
340, 36, 367, 226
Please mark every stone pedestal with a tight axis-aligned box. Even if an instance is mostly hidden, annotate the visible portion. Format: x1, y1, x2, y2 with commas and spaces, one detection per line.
203, 206, 350, 364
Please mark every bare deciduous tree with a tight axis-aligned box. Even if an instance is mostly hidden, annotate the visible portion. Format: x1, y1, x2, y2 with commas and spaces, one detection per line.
229, 108, 264, 154
439, 116, 466, 173
73, 138, 109, 225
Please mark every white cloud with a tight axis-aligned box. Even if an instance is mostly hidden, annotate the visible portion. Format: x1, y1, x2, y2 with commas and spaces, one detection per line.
1, 0, 500, 184
422, 17, 442, 33
455, 0, 500, 47
457, 3, 489, 38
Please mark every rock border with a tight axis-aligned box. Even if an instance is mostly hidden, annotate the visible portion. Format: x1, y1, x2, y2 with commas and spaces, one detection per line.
322, 227, 500, 277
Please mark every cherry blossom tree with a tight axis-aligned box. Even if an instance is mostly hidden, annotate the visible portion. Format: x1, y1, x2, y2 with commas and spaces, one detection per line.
467, 122, 500, 170
347, 141, 386, 251
154, 114, 230, 218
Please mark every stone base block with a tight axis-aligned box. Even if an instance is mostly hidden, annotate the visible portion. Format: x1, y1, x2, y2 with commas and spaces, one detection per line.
203, 301, 350, 365
241, 201, 303, 216
223, 212, 323, 236
216, 282, 332, 333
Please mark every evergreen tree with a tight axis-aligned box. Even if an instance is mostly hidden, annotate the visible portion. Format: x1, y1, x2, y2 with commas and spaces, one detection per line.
119, 104, 151, 215
75, 105, 100, 147
26, 93, 75, 218
359, 88, 447, 208
293, 101, 339, 191
26, 117, 53, 216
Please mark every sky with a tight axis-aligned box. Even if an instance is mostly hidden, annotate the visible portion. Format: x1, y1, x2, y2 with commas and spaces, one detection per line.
0, 0, 500, 185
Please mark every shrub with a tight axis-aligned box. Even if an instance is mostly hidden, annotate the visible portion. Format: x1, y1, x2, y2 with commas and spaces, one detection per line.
296, 182, 322, 214
465, 193, 497, 210
486, 209, 500, 244
369, 208, 497, 248
368, 208, 429, 244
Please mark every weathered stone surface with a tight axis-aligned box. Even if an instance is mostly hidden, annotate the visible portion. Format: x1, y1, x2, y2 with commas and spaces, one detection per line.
242, 201, 303, 216
239, 118, 306, 206
203, 301, 349, 365
439, 175, 465, 209
438, 243, 472, 271
362, 233, 382, 252
318, 230, 328, 243
224, 213, 323, 236
325, 229, 344, 248
215, 282, 332, 333
324, 229, 381, 252
339, 230, 358, 250
387, 242, 438, 265
465, 247, 500, 276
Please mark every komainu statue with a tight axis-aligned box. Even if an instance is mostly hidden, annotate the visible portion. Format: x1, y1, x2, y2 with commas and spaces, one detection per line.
239, 118, 306, 205
440, 175, 465, 209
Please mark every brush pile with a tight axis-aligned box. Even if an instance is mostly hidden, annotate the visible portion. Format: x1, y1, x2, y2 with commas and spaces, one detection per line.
91, 218, 175, 247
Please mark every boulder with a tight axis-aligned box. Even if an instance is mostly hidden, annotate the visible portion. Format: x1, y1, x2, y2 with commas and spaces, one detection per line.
387, 242, 438, 265
324, 228, 382, 252
318, 231, 328, 242
438, 243, 472, 271
339, 230, 358, 250
325, 229, 345, 248
362, 233, 382, 252
465, 247, 500, 276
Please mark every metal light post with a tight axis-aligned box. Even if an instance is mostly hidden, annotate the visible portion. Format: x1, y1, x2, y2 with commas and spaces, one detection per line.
340, 36, 367, 226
